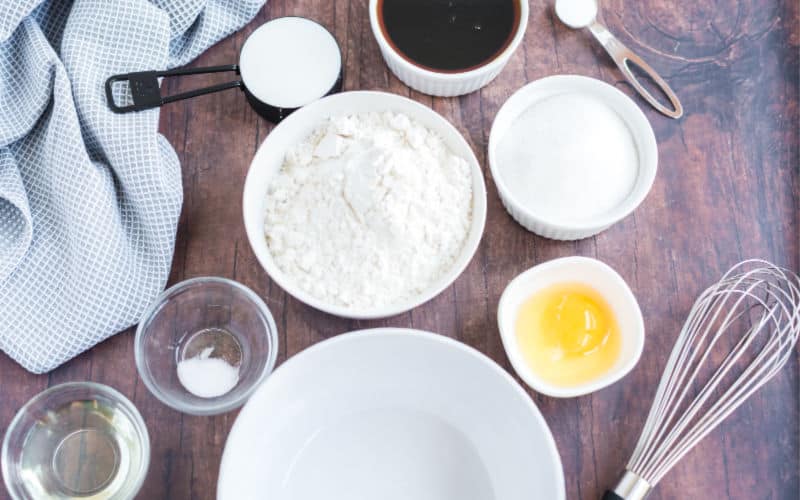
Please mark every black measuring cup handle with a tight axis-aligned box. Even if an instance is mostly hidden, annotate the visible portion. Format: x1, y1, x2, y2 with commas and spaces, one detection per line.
105, 65, 242, 113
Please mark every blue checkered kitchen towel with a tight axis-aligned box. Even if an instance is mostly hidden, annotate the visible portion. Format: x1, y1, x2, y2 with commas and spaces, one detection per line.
0, 0, 265, 374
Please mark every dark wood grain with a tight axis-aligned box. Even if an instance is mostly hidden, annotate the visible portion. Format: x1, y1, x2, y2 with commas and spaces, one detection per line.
1, 0, 798, 499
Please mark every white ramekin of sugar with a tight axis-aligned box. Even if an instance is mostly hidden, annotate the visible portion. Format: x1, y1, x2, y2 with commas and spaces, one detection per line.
489, 75, 658, 241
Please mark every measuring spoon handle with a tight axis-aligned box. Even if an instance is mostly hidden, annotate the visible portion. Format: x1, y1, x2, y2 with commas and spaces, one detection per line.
588, 22, 683, 119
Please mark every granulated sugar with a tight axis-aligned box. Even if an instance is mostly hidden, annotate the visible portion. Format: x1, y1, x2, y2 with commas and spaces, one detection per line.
496, 93, 638, 224
264, 111, 473, 309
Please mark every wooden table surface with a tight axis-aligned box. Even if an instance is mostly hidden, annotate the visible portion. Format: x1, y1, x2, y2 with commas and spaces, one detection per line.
1, 0, 798, 499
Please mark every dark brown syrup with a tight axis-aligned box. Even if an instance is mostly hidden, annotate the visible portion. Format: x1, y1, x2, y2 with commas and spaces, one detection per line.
378, 0, 520, 73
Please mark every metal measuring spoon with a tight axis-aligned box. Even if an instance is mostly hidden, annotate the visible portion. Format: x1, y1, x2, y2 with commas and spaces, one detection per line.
555, 0, 683, 119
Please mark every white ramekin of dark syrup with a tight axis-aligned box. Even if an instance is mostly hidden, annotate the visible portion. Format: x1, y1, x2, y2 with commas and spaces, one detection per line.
370, 0, 528, 96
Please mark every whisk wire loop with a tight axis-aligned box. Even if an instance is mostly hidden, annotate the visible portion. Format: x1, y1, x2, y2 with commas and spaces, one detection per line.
623, 260, 800, 490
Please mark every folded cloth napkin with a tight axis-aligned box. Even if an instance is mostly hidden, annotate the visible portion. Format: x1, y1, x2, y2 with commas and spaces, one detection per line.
0, 0, 265, 373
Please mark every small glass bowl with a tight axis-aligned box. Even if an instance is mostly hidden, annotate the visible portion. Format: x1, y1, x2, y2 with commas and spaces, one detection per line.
2, 382, 150, 500
135, 277, 278, 416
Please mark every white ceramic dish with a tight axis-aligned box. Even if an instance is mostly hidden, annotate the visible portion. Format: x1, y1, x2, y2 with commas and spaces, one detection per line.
217, 329, 565, 500
488, 75, 658, 240
242, 91, 487, 320
497, 257, 645, 398
368, 0, 529, 96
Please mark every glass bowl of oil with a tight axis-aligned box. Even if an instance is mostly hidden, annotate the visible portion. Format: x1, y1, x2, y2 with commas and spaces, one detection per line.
2, 382, 150, 499
135, 277, 278, 416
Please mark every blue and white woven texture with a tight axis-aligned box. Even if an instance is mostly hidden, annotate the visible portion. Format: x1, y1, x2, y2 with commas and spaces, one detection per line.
0, 0, 264, 373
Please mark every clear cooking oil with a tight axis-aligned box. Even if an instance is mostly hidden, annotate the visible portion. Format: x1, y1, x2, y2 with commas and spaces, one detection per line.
17, 399, 145, 499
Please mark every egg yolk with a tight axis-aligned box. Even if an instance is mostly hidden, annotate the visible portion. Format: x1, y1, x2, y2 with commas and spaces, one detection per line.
515, 283, 621, 387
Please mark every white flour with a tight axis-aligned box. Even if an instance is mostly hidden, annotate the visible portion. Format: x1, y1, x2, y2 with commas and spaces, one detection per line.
264, 111, 473, 309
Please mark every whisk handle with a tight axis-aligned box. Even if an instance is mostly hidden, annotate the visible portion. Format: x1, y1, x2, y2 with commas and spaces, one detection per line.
604, 470, 652, 500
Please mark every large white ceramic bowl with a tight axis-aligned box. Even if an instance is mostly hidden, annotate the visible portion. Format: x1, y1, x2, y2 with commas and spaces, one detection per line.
243, 91, 487, 319
218, 329, 565, 500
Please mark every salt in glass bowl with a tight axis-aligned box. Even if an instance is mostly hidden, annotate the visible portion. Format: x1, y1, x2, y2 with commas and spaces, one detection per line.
134, 277, 279, 416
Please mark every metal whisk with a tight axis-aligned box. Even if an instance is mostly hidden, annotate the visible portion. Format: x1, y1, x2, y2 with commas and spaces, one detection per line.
604, 260, 800, 500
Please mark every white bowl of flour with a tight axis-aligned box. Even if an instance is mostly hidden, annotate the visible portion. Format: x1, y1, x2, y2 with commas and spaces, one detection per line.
243, 91, 487, 319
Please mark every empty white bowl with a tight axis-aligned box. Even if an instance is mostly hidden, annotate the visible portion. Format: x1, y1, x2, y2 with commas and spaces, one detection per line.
218, 328, 565, 500
497, 257, 645, 398
488, 75, 658, 240
368, 0, 529, 96
242, 91, 487, 320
